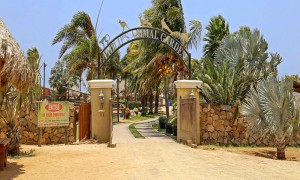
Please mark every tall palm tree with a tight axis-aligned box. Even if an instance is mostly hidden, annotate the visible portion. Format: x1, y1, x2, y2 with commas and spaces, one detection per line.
203, 15, 229, 58
242, 77, 300, 160
52, 12, 99, 80
125, 0, 202, 118
23, 47, 43, 109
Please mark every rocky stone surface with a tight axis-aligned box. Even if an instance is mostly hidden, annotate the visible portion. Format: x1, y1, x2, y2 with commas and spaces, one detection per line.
200, 104, 300, 146
17, 103, 76, 145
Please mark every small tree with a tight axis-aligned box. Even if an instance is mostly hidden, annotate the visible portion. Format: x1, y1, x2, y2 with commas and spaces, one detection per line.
242, 77, 300, 160
49, 60, 77, 100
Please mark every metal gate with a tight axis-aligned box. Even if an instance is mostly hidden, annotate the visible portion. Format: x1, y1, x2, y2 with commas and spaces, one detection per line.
79, 103, 91, 140
179, 97, 196, 142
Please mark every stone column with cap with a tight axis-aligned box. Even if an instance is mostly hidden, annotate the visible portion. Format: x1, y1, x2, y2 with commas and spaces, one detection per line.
88, 80, 114, 143
174, 80, 203, 145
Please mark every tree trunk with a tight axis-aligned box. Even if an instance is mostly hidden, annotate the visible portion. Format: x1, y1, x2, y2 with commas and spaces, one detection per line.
124, 77, 127, 108
8, 125, 20, 156
117, 78, 120, 123
155, 87, 159, 114
141, 95, 147, 116
164, 77, 169, 120
149, 93, 154, 114
277, 145, 286, 160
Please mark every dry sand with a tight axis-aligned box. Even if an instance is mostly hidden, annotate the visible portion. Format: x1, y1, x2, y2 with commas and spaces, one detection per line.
1, 122, 300, 180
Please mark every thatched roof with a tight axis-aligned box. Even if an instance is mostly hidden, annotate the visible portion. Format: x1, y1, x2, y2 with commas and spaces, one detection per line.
294, 81, 300, 93
0, 18, 32, 91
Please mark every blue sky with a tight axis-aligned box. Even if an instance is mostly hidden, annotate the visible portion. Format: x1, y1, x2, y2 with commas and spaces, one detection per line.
1, 0, 299, 91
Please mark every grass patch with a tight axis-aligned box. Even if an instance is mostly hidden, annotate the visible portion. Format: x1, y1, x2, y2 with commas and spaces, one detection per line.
9, 149, 35, 159
129, 113, 162, 121
152, 123, 158, 130
129, 123, 145, 138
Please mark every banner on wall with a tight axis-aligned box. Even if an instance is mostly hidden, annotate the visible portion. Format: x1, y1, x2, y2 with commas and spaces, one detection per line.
38, 101, 69, 127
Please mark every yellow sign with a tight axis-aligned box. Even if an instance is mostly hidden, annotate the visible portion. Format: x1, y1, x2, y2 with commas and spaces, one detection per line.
38, 101, 69, 127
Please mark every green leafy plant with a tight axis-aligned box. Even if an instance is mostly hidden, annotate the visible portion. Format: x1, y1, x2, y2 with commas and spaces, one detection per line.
242, 77, 300, 160
158, 116, 167, 129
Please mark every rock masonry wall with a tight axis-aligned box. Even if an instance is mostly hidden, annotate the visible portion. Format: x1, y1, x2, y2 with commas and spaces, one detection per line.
200, 104, 300, 146
17, 103, 76, 145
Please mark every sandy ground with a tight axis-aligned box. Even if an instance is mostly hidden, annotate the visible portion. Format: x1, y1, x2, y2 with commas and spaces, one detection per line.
1, 121, 300, 180
199, 145, 300, 162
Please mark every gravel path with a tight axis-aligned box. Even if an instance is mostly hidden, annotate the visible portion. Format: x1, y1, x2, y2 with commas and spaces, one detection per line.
1, 120, 300, 180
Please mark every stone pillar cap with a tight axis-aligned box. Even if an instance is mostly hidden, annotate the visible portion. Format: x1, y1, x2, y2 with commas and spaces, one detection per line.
174, 80, 203, 89
88, 79, 114, 89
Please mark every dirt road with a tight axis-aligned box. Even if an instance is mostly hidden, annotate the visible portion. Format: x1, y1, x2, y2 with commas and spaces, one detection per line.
1, 121, 300, 180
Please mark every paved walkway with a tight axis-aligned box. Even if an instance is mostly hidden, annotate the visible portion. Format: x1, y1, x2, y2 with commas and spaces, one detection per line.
113, 118, 170, 144
135, 122, 173, 141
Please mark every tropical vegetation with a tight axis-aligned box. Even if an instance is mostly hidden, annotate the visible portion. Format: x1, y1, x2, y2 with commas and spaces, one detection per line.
49, 60, 77, 100
197, 25, 282, 112
123, 0, 202, 119
242, 77, 300, 159
0, 18, 42, 155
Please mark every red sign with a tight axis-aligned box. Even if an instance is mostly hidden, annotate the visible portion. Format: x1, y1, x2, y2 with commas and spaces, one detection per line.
45, 102, 63, 112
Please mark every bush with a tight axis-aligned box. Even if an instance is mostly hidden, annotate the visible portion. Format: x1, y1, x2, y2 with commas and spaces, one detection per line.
172, 125, 177, 136
166, 123, 172, 134
128, 101, 142, 110
158, 116, 167, 129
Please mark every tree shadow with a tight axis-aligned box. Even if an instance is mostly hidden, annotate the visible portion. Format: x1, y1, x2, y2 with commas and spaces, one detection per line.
250, 150, 277, 159
0, 162, 25, 180
245, 150, 298, 161
0, 149, 35, 179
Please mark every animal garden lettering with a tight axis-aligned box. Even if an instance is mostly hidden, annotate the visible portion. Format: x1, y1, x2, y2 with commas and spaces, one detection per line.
98, 27, 191, 79
100, 27, 189, 65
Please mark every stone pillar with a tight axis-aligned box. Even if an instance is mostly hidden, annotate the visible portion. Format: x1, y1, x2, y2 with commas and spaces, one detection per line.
174, 80, 202, 145
88, 80, 114, 143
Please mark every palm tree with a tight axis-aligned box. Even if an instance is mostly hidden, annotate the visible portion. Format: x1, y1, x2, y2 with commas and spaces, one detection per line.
242, 77, 300, 160
23, 47, 43, 108
52, 12, 99, 80
125, 0, 202, 119
198, 27, 282, 106
203, 15, 229, 58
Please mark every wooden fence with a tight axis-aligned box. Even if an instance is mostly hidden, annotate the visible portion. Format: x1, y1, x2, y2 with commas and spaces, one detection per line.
79, 103, 91, 140
179, 97, 196, 142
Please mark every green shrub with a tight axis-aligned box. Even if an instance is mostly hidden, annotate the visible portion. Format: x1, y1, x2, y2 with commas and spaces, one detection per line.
128, 101, 142, 110
166, 123, 172, 134
158, 116, 167, 129
172, 125, 177, 136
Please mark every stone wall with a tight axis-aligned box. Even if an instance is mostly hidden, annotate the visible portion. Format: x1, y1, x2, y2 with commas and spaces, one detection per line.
17, 103, 76, 145
200, 104, 300, 146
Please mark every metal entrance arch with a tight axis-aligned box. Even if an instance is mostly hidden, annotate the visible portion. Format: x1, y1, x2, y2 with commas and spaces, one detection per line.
97, 27, 191, 79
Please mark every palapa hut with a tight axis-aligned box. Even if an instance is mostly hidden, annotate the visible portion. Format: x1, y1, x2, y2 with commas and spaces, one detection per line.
293, 81, 300, 106
294, 81, 300, 93
0, 18, 32, 93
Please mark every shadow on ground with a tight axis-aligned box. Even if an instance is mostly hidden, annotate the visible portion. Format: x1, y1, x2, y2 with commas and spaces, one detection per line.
0, 162, 25, 180
247, 150, 298, 161
0, 149, 35, 179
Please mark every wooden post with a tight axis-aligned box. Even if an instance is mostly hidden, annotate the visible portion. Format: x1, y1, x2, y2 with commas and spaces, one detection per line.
65, 126, 68, 145
38, 128, 42, 147
108, 98, 115, 148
